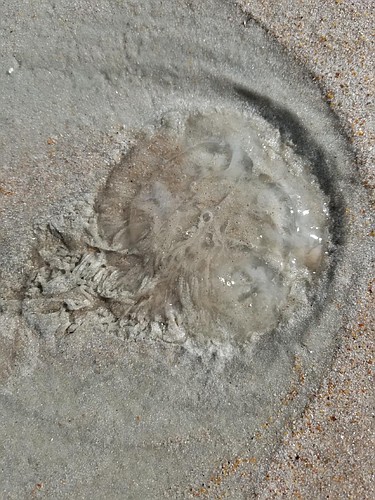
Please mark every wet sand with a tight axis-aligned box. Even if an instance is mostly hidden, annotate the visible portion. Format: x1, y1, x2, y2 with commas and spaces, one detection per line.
0, 1, 373, 498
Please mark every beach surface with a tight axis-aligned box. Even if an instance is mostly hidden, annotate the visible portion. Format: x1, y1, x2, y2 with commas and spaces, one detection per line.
0, 1, 373, 498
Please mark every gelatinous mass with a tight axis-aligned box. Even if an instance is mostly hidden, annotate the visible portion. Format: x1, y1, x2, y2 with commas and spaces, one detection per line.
25, 110, 330, 347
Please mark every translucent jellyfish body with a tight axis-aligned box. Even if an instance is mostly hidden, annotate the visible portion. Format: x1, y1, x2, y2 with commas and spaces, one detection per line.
95, 110, 330, 344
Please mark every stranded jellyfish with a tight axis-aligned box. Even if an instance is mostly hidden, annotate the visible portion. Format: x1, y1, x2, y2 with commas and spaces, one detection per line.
92, 110, 330, 345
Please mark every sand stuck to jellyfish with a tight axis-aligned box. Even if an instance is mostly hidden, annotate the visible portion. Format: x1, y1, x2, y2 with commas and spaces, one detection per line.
23, 109, 330, 349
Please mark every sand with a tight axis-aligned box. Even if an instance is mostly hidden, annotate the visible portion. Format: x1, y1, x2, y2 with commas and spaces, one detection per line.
239, 1, 374, 498
0, 0, 373, 498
